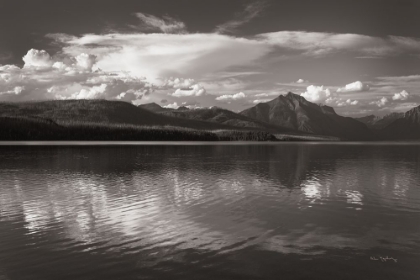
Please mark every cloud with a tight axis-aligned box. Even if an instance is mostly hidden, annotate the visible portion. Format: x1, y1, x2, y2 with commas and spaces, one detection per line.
58, 84, 108, 100
216, 92, 246, 101
75, 53, 97, 71
254, 93, 274, 97
392, 90, 410, 100
172, 84, 206, 97
348, 99, 359, 105
134, 13, 187, 34
0, 86, 25, 95
215, 1, 267, 34
337, 81, 370, 93
370, 97, 389, 107
300, 85, 334, 103
163, 102, 179, 109
256, 31, 420, 57
253, 99, 271, 104
163, 77, 196, 89
201, 78, 246, 95
48, 31, 420, 90
336, 99, 359, 107
296, 79, 308, 84
0, 49, 151, 103
22, 49, 53, 68
160, 99, 168, 104
392, 102, 419, 112
115, 89, 144, 102
54, 33, 270, 82
377, 75, 420, 83
181, 100, 202, 109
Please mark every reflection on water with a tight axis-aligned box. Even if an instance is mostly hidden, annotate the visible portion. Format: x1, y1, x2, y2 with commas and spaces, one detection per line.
0, 144, 420, 280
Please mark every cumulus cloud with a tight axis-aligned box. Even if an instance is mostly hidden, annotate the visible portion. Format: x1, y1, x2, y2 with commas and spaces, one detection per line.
163, 77, 207, 97
23, 49, 53, 68
215, 1, 267, 34
180, 100, 202, 109
392, 90, 410, 100
296, 79, 308, 84
115, 89, 144, 102
163, 102, 179, 109
61, 84, 108, 100
75, 53, 97, 71
370, 97, 389, 107
134, 13, 187, 34
336, 99, 359, 107
300, 85, 334, 103
0, 49, 151, 103
172, 84, 206, 97
216, 92, 246, 101
337, 81, 370, 92
163, 77, 196, 89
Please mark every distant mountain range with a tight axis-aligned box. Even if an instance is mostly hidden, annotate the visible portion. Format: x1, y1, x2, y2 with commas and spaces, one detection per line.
139, 103, 292, 133
141, 92, 420, 140
378, 106, 420, 140
1, 92, 419, 141
354, 113, 404, 129
0, 100, 249, 131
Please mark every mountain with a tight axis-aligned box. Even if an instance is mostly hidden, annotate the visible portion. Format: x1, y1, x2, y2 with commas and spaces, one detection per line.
138, 102, 170, 113
240, 92, 375, 140
0, 99, 252, 131
0, 115, 279, 141
138, 103, 293, 132
379, 106, 420, 139
355, 112, 404, 129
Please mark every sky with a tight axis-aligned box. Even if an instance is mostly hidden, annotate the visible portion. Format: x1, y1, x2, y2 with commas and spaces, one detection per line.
1, 0, 420, 116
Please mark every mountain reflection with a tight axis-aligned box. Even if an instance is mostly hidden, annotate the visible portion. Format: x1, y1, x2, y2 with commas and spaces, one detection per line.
0, 144, 420, 260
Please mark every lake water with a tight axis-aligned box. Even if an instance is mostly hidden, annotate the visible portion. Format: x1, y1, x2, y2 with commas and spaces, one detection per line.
0, 143, 419, 280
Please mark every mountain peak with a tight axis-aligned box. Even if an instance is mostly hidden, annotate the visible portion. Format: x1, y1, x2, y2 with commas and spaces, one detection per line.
284, 92, 301, 99
240, 92, 374, 140
285, 91, 297, 96
138, 102, 167, 112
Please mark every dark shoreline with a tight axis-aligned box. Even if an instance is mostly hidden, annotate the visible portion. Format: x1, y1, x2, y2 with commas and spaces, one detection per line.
0, 116, 281, 142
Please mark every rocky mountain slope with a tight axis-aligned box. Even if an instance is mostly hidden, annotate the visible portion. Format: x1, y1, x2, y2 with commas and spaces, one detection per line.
240, 92, 374, 140
355, 113, 404, 129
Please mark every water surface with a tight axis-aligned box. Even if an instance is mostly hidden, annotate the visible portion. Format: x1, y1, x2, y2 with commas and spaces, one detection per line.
0, 143, 419, 279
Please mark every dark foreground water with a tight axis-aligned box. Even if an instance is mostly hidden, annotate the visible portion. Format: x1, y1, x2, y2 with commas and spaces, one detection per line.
0, 143, 419, 280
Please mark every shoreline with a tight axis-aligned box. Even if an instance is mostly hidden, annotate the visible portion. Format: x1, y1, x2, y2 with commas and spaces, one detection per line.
1, 140, 420, 146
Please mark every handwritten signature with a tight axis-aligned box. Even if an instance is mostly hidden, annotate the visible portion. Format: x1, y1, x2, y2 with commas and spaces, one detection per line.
370, 256, 398, 263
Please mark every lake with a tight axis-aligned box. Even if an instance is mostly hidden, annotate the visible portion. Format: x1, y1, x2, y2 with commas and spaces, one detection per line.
0, 143, 419, 280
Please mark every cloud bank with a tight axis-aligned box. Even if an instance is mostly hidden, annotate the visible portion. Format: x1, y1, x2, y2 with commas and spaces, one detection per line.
1, 10, 420, 115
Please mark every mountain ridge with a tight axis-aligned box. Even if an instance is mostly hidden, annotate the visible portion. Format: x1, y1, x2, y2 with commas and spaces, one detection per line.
379, 105, 420, 139
355, 112, 404, 129
240, 92, 375, 140
139, 102, 294, 133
